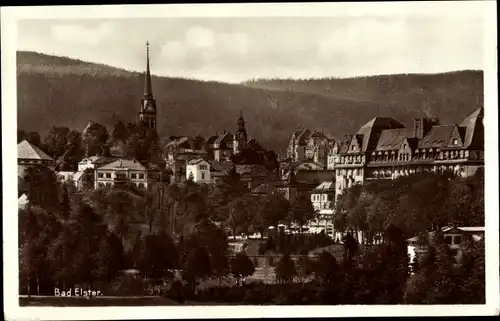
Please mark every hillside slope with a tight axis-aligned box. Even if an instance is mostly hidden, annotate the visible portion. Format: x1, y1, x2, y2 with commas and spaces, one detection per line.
17, 51, 483, 153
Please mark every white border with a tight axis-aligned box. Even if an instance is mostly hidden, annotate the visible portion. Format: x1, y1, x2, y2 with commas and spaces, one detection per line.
2, 2, 499, 319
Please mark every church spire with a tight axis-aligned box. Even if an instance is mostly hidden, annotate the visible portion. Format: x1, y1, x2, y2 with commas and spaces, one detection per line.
139, 41, 157, 130
144, 41, 153, 98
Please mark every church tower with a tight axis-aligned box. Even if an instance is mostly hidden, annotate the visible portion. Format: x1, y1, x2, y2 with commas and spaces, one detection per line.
233, 111, 247, 154
139, 41, 157, 130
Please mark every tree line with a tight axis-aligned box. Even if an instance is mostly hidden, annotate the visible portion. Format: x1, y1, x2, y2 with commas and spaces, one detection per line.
334, 169, 484, 243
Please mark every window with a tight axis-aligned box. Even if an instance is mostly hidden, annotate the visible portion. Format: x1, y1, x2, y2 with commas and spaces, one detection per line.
453, 139, 458, 145
444, 236, 452, 245
351, 145, 355, 150
98, 183, 104, 187
131, 173, 137, 179
138, 183, 145, 189
139, 174, 144, 179
98, 173, 103, 178
453, 235, 463, 245
106, 173, 111, 178
201, 173, 205, 180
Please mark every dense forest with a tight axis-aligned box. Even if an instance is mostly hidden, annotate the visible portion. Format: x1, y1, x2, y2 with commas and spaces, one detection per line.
19, 164, 484, 304
17, 51, 483, 153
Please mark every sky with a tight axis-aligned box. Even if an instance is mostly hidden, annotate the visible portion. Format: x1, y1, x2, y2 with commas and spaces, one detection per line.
17, 9, 486, 83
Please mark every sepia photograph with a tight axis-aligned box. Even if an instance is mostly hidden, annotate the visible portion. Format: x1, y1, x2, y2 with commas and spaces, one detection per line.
2, 1, 499, 319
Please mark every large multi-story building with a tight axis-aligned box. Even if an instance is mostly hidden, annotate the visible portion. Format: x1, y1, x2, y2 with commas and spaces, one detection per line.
286, 129, 335, 167
94, 158, 150, 189
334, 107, 484, 198
17, 140, 55, 177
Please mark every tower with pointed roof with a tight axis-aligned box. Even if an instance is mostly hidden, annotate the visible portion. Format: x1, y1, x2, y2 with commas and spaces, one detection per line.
233, 111, 247, 154
139, 41, 157, 131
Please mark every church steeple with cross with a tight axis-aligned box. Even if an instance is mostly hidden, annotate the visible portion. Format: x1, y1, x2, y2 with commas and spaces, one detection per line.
139, 41, 157, 130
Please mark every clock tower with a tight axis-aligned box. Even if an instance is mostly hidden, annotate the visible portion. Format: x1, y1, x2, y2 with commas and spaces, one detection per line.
139, 41, 157, 130
233, 111, 247, 155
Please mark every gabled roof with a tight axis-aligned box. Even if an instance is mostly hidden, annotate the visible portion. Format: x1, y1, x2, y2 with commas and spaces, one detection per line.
206, 135, 219, 145
79, 155, 116, 164
252, 183, 274, 195
97, 158, 146, 171
459, 107, 484, 149
312, 181, 335, 192
18, 140, 53, 161
214, 132, 234, 146
296, 129, 311, 145
374, 128, 414, 151
357, 117, 405, 152
187, 158, 209, 165
236, 164, 270, 177
418, 125, 455, 149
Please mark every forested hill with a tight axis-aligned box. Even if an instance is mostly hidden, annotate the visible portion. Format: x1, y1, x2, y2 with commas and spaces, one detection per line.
17, 51, 483, 153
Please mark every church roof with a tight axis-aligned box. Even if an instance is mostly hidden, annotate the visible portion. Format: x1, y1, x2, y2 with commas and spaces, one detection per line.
18, 140, 53, 161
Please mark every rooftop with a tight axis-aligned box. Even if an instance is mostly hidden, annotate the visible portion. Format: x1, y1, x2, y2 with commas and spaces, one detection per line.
18, 140, 53, 161
97, 158, 146, 171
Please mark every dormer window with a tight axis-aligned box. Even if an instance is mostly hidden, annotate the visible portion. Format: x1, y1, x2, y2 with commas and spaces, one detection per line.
403, 144, 407, 149
453, 139, 458, 145
351, 145, 355, 151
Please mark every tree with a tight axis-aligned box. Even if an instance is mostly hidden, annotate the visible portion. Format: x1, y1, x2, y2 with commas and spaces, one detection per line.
208, 165, 248, 221
181, 235, 212, 292
57, 183, 70, 222
19, 207, 61, 295
296, 255, 314, 284
226, 197, 253, 239
289, 195, 315, 234
24, 166, 59, 213
27, 131, 42, 148
82, 121, 109, 156
230, 251, 255, 286
313, 251, 339, 285
275, 253, 297, 284
134, 232, 179, 280
111, 121, 129, 143
45, 126, 70, 159
18, 129, 28, 143
104, 187, 144, 245
260, 193, 290, 241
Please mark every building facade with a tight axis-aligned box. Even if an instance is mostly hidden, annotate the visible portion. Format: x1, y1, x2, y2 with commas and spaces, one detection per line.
17, 140, 55, 177
286, 129, 335, 168
94, 158, 149, 189
186, 158, 211, 183
78, 155, 116, 172
310, 181, 336, 211
334, 108, 484, 198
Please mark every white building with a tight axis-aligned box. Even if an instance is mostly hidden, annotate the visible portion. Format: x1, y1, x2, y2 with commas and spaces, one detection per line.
17, 140, 54, 177
407, 226, 485, 268
186, 158, 211, 183
310, 181, 336, 211
78, 156, 116, 172
56, 171, 85, 188
18, 193, 29, 210
95, 158, 149, 189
